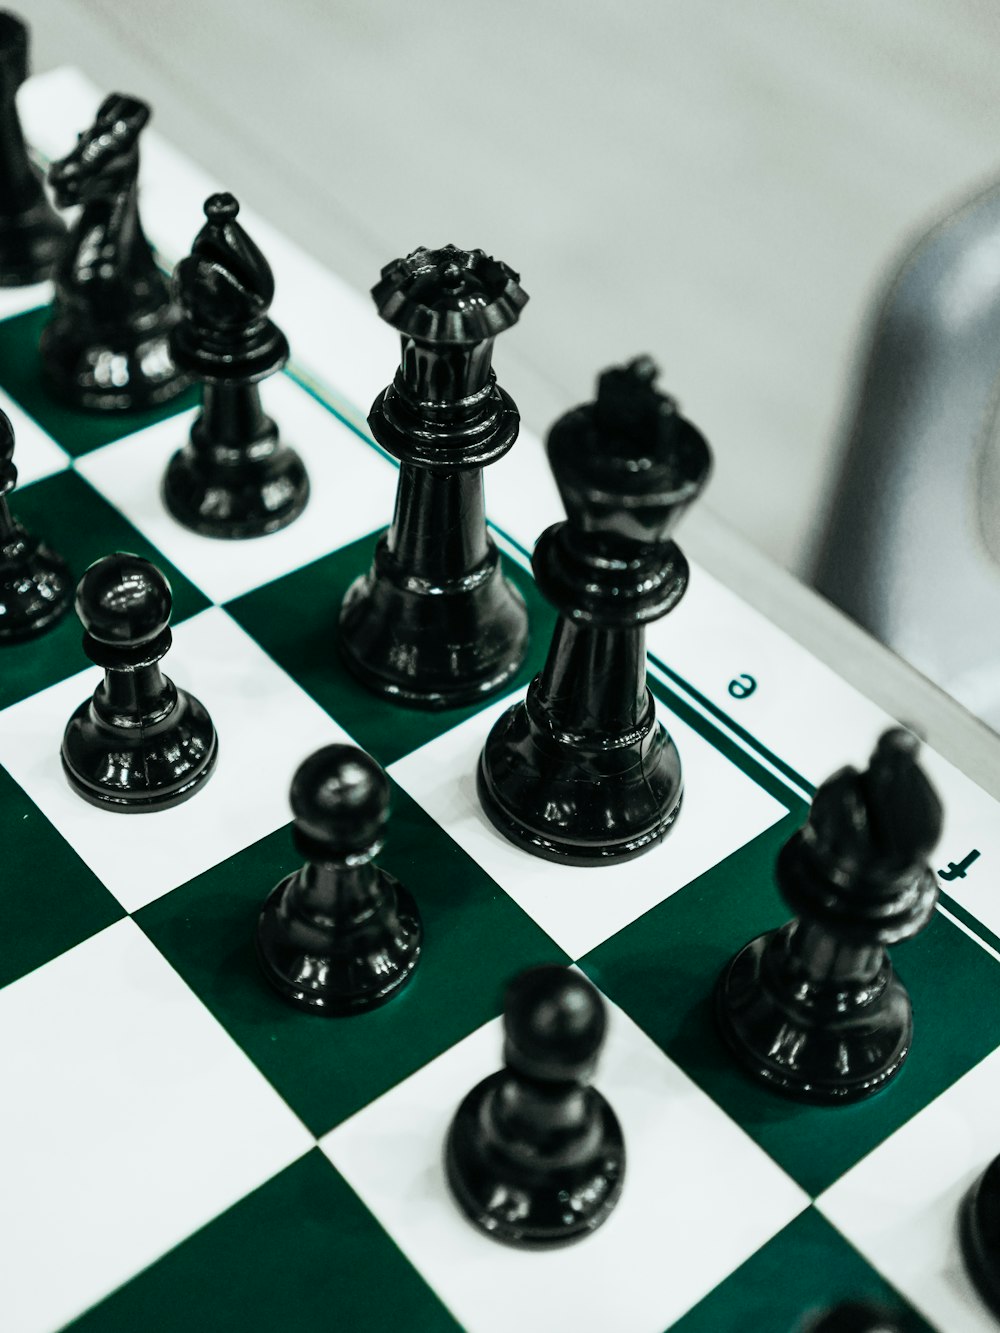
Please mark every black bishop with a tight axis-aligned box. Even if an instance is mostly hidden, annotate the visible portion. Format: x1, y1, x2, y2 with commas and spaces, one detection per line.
716, 728, 942, 1103
256, 743, 422, 1014
164, 192, 309, 538
61, 553, 218, 810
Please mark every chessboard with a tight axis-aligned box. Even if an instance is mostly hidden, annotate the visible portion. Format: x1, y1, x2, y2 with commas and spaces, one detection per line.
4, 65, 1000, 1333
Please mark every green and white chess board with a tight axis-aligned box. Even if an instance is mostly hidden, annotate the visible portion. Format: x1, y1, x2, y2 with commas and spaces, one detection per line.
3, 67, 1000, 1333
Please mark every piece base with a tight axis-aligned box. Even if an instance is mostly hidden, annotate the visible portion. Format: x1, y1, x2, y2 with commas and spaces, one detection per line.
39, 316, 189, 413
255, 875, 423, 1016
162, 444, 310, 540
715, 931, 912, 1105
476, 695, 683, 865
444, 1073, 625, 1248
0, 538, 72, 642
961, 1158, 1000, 1319
338, 543, 528, 712
61, 690, 218, 813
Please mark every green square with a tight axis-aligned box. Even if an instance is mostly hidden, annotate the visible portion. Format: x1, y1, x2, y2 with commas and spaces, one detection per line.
1, 469, 210, 710
137, 781, 566, 1136
66, 1149, 461, 1333
0, 306, 199, 457
673, 1207, 930, 1332
0, 763, 123, 989
584, 816, 1000, 1196
226, 530, 558, 768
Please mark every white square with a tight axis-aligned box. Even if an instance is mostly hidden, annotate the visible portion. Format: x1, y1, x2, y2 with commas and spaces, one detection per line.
74, 372, 398, 604
388, 692, 786, 959
0, 607, 351, 910
819, 1045, 1000, 1333
2, 382, 69, 487
322, 990, 807, 1333
0, 280, 50, 322
0, 918, 312, 1333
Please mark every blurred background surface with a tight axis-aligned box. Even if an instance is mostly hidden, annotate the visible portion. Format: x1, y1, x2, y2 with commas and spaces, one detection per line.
23, 0, 1000, 736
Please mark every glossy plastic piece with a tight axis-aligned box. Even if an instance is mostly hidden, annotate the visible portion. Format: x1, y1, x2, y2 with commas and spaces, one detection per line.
41, 94, 188, 411
164, 193, 309, 538
961, 1154, 1000, 1319
256, 744, 422, 1015
716, 728, 942, 1103
478, 357, 711, 864
339, 244, 529, 709
445, 965, 624, 1247
0, 407, 70, 641
60, 553, 217, 811
0, 11, 65, 285
799, 1300, 907, 1332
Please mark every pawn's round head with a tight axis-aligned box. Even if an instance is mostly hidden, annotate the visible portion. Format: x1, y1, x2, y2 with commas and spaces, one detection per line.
74, 553, 172, 648
503, 966, 607, 1084
291, 744, 390, 863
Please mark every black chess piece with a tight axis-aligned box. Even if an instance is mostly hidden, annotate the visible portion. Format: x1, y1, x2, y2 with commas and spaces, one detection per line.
477, 357, 712, 864
61, 553, 217, 810
40, 94, 188, 411
339, 244, 529, 709
163, 193, 309, 538
716, 728, 942, 1103
256, 744, 422, 1014
0, 12, 65, 286
0, 407, 71, 641
961, 1154, 1000, 1319
445, 965, 625, 1248
799, 1300, 907, 1332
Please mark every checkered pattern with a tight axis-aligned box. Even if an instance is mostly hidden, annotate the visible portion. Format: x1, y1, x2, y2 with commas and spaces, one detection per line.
3, 67, 1000, 1333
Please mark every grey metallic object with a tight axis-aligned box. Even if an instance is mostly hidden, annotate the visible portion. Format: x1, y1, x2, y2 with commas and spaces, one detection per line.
813, 182, 1000, 732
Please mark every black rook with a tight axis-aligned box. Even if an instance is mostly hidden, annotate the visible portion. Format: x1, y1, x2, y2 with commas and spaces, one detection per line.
339, 245, 529, 709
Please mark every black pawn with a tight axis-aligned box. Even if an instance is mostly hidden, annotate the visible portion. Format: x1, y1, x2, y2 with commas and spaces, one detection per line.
961, 1154, 1000, 1318
256, 744, 422, 1015
478, 358, 712, 864
41, 94, 188, 411
339, 244, 529, 709
164, 193, 309, 538
716, 728, 942, 1103
0, 12, 65, 286
61, 554, 217, 810
445, 965, 625, 1247
0, 407, 70, 640
799, 1301, 907, 1333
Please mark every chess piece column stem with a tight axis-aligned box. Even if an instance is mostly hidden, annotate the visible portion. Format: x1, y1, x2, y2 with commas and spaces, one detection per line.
716, 728, 942, 1103
0, 406, 70, 640
164, 193, 309, 538
478, 358, 712, 864
0, 12, 65, 286
61, 553, 217, 810
256, 744, 422, 1014
41, 94, 188, 411
339, 245, 529, 709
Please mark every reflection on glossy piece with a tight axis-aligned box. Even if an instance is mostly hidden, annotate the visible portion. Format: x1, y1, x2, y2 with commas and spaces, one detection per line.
478, 357, 712, 864
0, 406, 71, 641
716, 728, 942, 1103
41, 93, 188, 411
0, 12, 65, 286
60, 552, 217, 810
257, 744, 422, 1015
164, 193, 309, 539
339, 244, 529, 709
445, 965, 624, 1247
